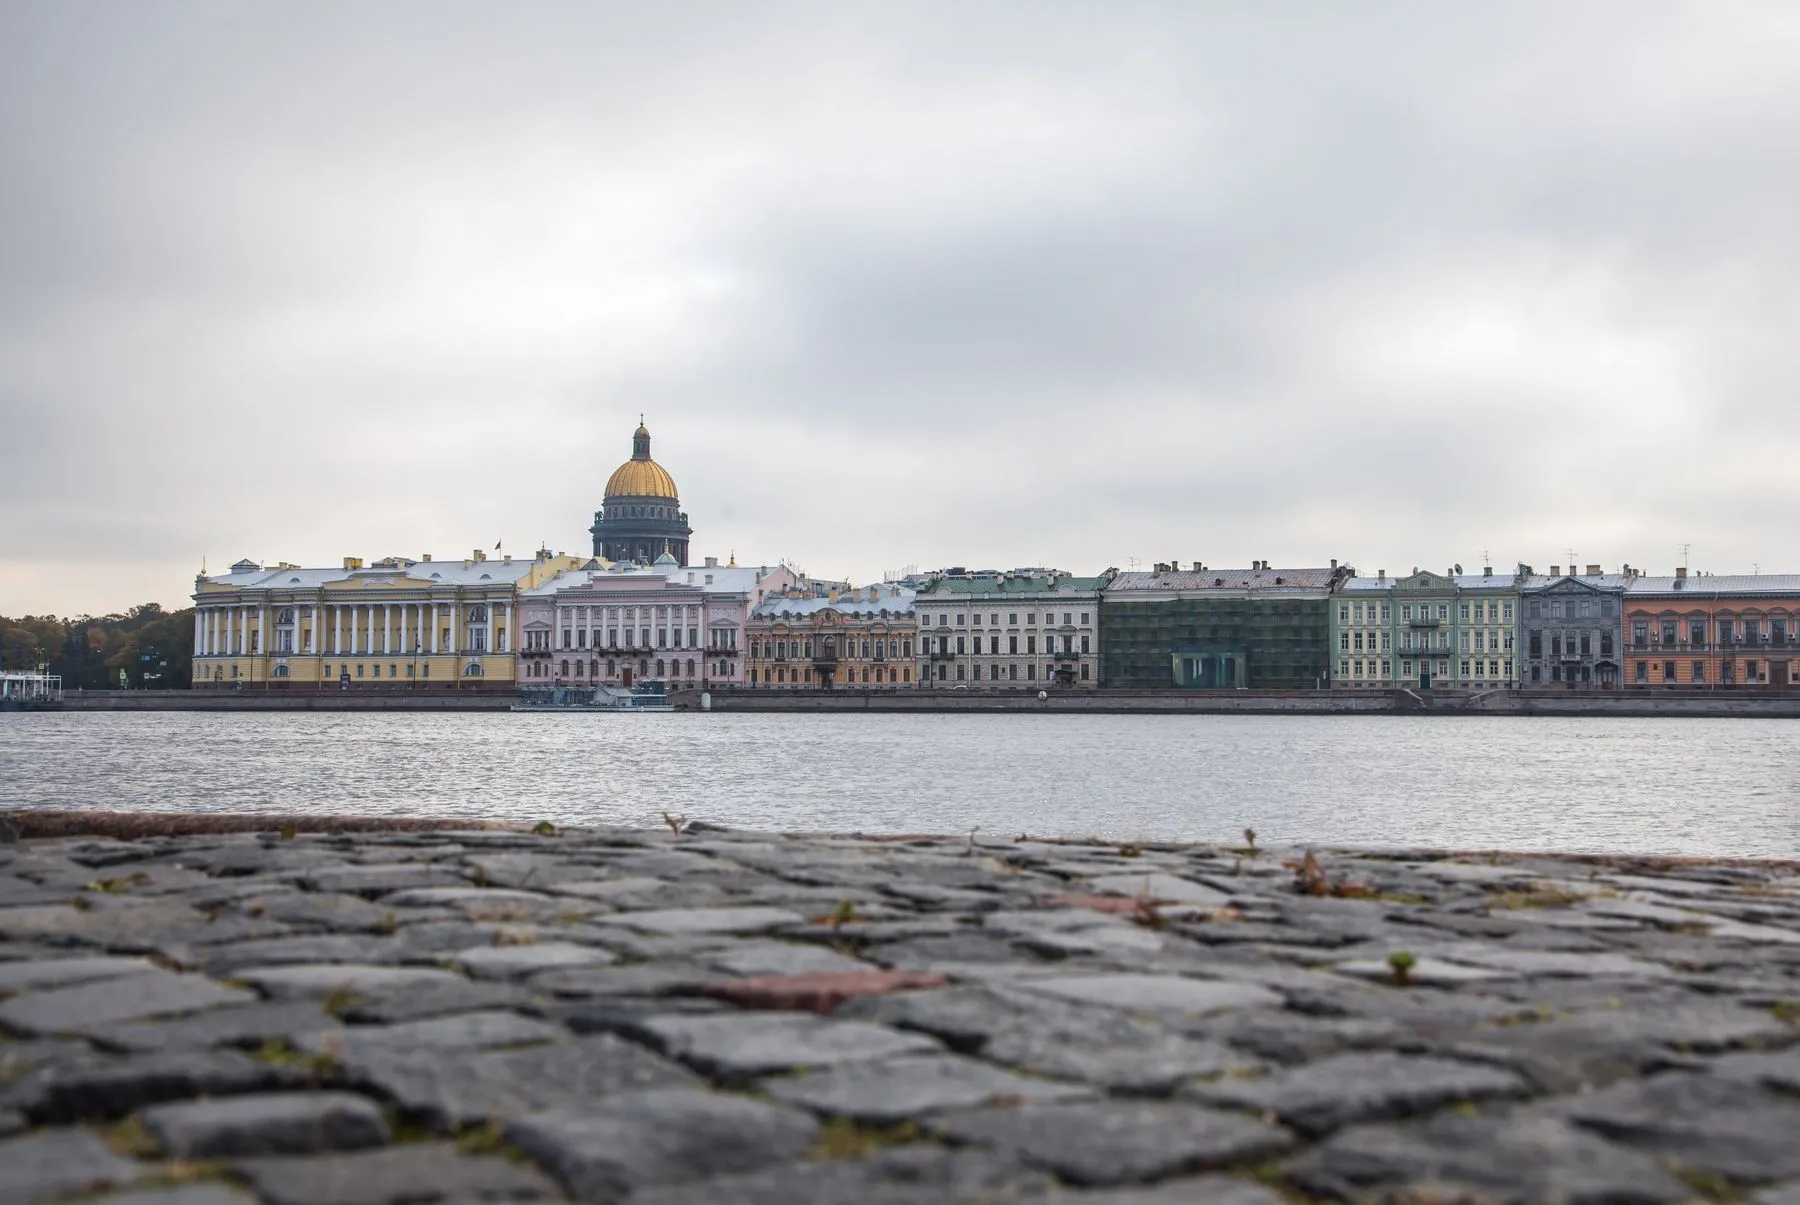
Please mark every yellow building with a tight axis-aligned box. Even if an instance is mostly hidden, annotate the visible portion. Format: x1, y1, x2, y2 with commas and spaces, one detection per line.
190, 549, 590, 689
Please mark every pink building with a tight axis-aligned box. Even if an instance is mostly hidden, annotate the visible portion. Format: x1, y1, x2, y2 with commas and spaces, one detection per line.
517, 554, 797, 690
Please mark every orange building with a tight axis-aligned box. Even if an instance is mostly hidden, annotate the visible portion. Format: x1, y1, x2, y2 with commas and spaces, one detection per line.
1623, 571, 1800, 688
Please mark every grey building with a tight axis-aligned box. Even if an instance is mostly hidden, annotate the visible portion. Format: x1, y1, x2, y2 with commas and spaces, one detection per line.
1516, 564, 1629, 687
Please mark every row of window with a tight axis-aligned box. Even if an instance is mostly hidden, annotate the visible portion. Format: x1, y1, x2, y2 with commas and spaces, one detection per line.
751, 638, 913, 661
1631, 618, 1791, 647
1340, 631, 1514, 653
922, 634, 1091, 657
928, 662, 1091, 681
555, 628, 701, 650
921, 611, 1092, 628
1338, 601, 1516, 624
1634, 660, 1769, 684
753, 665, 913, 684
1525, 631, 1615, 658
530, 658, 701, 679
270, 605, 492, 624
1339, 659, 1513, 679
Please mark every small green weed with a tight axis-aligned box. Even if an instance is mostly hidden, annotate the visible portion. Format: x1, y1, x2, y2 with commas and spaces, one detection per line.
105, 1115, 162, 1158
1772, 1001, 1800, 1023
809, 1118, 920, 1161
1386, 950, 1417, 987
661, 812, 689, 835
532, 820, 557, 836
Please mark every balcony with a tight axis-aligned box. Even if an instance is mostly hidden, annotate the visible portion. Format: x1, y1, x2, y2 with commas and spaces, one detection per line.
1408, 617, 1444, 629
928, 650, 957, 662
1051, 650, 1079, 661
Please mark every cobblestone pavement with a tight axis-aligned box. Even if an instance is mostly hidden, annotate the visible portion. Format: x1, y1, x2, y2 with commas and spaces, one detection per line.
2, 822, 1799, 1204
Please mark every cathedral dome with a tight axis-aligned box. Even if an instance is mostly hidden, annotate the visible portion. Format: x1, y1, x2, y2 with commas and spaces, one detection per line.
604, 423, 679, 499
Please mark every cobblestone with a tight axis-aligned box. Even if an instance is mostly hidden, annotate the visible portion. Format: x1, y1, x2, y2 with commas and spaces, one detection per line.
1, 824, 1797, 1202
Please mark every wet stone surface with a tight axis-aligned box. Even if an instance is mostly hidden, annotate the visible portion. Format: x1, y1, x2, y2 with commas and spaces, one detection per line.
0, 826, 1798, 1203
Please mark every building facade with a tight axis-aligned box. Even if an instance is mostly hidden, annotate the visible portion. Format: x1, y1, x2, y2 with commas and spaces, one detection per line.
1332, 568, 1518, 689
1101, 563, 1348, 689
1516, 565, 1629, 687
911, 570, 1107, 687
1624, 572, 1800, 688
518, 556, 798, 692
190, 549, 586, 688
746, 586, 917, 688
589, 423, 692, 566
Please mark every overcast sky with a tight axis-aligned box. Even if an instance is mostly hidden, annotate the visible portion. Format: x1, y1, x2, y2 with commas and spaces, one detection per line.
5, 3, 1800, 616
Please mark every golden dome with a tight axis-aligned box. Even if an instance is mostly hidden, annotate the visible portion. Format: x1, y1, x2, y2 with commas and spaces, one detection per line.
604, 421, 679, 499
605, 457, 679, 499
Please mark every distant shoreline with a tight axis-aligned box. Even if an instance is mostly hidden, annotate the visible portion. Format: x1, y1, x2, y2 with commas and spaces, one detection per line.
17, 687, 1800, 718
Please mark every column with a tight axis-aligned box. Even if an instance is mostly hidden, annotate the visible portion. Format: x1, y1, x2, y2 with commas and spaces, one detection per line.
353, 606, 362, 655
332, 606, 341, 655
398, 605, 408, 656
226, 607, 236, 656
310, 604, 320, 654
383, 604, 392, 656
501, 602, 511, 652
428, 603, 438, 654
447, 604, 457, 654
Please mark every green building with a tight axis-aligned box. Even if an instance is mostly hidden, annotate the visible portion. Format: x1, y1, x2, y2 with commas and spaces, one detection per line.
1100, 562, 1349, 689
1331, 567, 1518, 689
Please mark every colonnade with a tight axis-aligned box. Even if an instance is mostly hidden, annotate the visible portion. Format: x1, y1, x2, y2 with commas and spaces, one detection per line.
192, 602, 512, 658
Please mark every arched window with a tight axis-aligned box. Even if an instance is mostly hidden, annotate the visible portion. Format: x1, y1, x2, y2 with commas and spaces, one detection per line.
656, 659, 666, 677
574, 660, 584, 677
639, 659, 648, 675
464, 663, 483, 677
686, 659, 694, 677
273, 664, 290, 678
278, 608, 295, 624
560, 660, 570, 676
470, 605, 489, 623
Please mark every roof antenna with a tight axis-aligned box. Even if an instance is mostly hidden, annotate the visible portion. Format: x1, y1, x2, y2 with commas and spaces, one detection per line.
1680, 543, 1691, 573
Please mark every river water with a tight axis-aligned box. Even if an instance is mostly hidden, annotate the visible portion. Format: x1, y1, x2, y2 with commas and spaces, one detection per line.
2, 712, 1797, 857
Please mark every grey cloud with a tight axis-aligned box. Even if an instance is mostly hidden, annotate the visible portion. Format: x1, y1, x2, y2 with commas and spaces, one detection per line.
5, 2, 1800, 613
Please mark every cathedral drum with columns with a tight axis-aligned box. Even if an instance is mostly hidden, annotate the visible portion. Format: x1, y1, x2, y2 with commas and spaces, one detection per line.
590, 422, 692, 566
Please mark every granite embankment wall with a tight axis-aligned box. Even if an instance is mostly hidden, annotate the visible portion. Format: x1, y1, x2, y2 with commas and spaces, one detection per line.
55, 690, 514, 711
39, 688, 1800, 717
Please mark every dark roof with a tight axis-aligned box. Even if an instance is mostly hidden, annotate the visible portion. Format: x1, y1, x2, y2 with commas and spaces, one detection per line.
1106, 567, 1339, 593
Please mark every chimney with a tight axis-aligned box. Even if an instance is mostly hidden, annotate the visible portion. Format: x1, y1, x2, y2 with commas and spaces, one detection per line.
342, 556, 363, 570
503, 554, 512, 564
1586, 564, 1600, 576
705, 556, 718, 568
1675, 566, 1688, 579
1483, 566, 1493, 578
1378, 569, 1386, 580
1330, 558, 1338, 570
422, 553, 432, 562
472, 549, 487, 562
1550, 565, 1560, 577
1192, 561, 1204, 572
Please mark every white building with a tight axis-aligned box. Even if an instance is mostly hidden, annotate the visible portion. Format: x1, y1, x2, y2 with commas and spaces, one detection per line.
912, 569, 1108, 687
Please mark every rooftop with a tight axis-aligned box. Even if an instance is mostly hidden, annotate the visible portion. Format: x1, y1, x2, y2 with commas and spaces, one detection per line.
1106, 566, 1340, 593
751, 587, 916, 620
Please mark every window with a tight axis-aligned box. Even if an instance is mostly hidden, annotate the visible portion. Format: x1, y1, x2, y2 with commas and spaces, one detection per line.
956, 636, 965, 655
1081, 635, 1090, 653
1341, 633, 1350, 651
1691, 621, 1707, 647
1460, 660, 1470, 677
1009, 613, 1018, 625
1026, 636, 1036, 654
1529, 631, 1542, 656
1382, 660, 1390, 675
1459, 604, 1470, 620
1080, 613, 1090, 624
1503, 603, 1513, 621
956, 664, 965, 680
1662, 660, 1676, 682
1600, 632, 1613, 656
990, 636, 999, 655
1339, 659, 1350, 676
1529, 600, 1542, 618
1009, 635, 1018, 654
1551, 634, 1562, 656
992, 614, 1000, 626
1693, 661, 1706, 683
956, 614, 966, 626
1027, 665, 1036, 680
1580, 634, 1591, 656
1401, 605, 1413, 621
